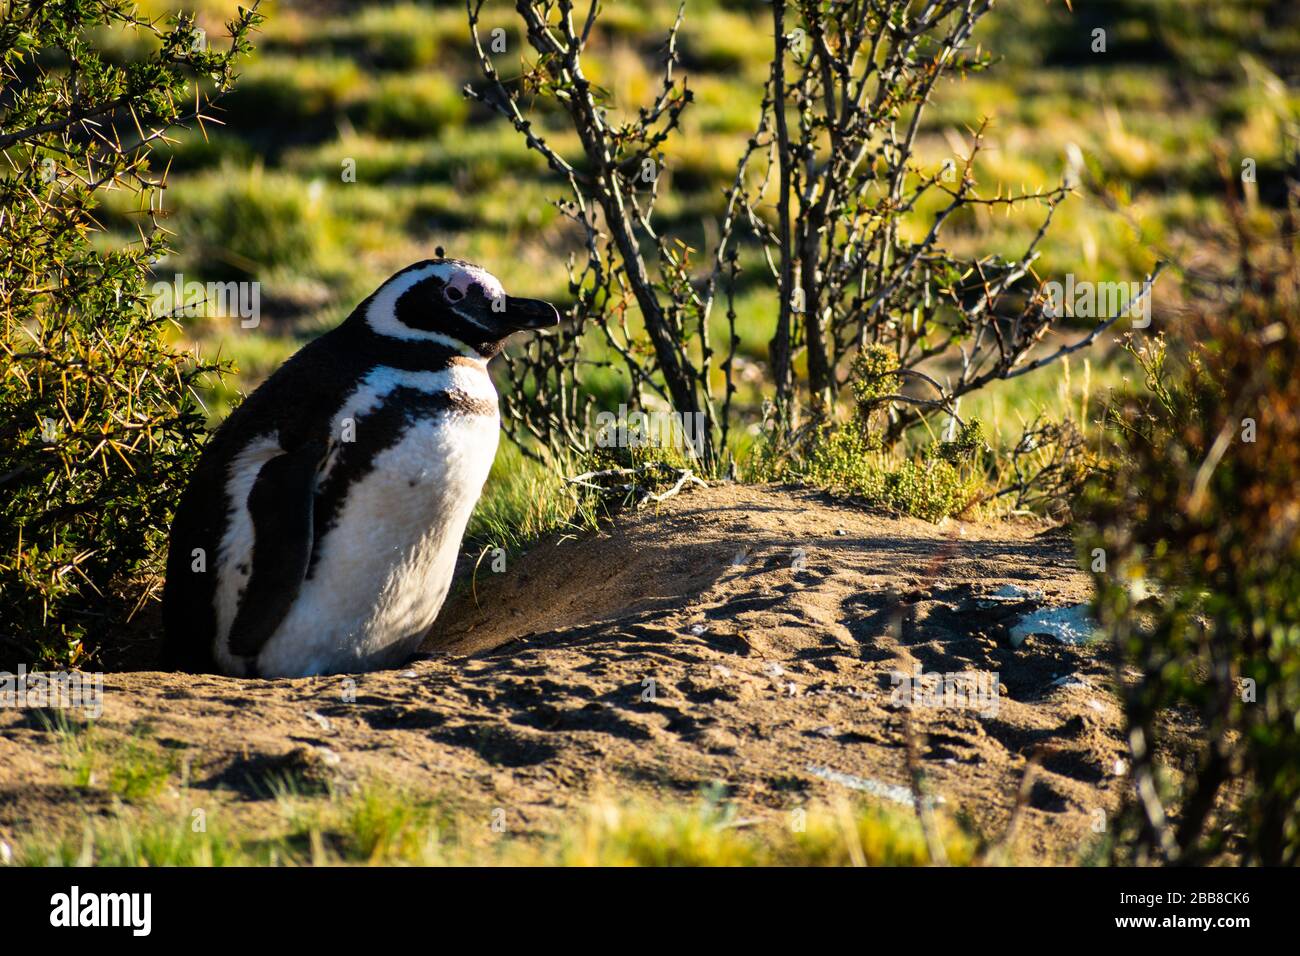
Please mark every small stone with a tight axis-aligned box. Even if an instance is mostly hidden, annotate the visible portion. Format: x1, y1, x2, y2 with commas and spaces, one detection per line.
1050, 673, 1088, 689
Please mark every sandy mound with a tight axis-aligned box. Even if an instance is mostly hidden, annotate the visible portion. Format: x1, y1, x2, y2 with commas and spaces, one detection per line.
0, 484, 1129, 861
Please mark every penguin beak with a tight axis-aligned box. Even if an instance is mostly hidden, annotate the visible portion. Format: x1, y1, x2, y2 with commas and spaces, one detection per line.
503, 296, 561, 331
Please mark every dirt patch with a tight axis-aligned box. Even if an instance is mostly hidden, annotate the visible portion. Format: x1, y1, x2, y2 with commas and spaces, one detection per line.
0, 484, 1131, 861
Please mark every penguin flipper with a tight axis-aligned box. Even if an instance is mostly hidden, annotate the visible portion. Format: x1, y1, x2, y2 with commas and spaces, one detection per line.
227, 445, 321, 660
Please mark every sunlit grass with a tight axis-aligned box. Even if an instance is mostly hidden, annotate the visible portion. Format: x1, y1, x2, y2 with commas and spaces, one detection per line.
39, 713, 178, 805
466, 441, 602, 556
129, 0, 1273, 343
126, 0, 1292, 539
9, 781, 979, 867
958, 350, 1136, 451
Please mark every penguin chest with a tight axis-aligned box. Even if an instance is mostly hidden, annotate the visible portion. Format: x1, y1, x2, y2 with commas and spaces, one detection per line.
333, 410, 496, 601
258, 406, 499, 677
334, 411, 496, 572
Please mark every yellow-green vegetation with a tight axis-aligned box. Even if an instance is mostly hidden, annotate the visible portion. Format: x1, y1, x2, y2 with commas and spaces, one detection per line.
788, 427, 987, 523
762, 348, 983, 520
7, 0, 1293, 673
755, 342, 1113, 520
1, 1, 264, 667
129, 0, 1298, 411
535, 796, 976, 867
1079, 228, 1300, 866
114, 0, 1297, 533
463, 442, 603, 556
10, 782, 976, 867
42, 713, 178, 804
13, 708, 983, 869
466, 412, 716, 560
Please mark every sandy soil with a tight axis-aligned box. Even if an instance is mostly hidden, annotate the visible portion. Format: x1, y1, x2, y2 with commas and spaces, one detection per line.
0, 484, 1134, 862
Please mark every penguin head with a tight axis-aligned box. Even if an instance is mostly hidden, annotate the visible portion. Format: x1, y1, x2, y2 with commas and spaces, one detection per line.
362, 255, 560, 356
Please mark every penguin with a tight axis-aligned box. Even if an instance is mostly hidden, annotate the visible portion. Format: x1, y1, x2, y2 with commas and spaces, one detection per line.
161, 257, 559, 678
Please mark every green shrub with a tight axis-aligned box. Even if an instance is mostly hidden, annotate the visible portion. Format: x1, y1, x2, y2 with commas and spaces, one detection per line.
779, 347, 986, 521
172, 164, 338, 282
320, 3, 446, 71
1081, 243, 1300, 865
0, 2, 261, 667
791, 425, 985, 522
152, 128, 254, 174
225, 55, 363, 128
360, 73, 470, 139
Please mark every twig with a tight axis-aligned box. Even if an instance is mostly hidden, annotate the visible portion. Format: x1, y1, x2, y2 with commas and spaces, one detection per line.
978, 747, 1045, 866
565, 463, 707, 506
902, 711, 949, 866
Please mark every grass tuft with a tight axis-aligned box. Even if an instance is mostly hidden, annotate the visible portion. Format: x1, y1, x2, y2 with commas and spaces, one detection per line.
8, 782, 978, 867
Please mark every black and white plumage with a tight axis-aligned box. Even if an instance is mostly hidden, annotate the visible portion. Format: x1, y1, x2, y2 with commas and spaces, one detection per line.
161, 258, 559, 677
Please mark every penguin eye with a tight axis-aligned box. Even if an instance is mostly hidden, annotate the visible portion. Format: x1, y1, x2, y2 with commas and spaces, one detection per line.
444, 285, 464, 303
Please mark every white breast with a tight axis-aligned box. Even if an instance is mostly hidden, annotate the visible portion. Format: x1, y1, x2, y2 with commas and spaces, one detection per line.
216, 364, 500, 678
